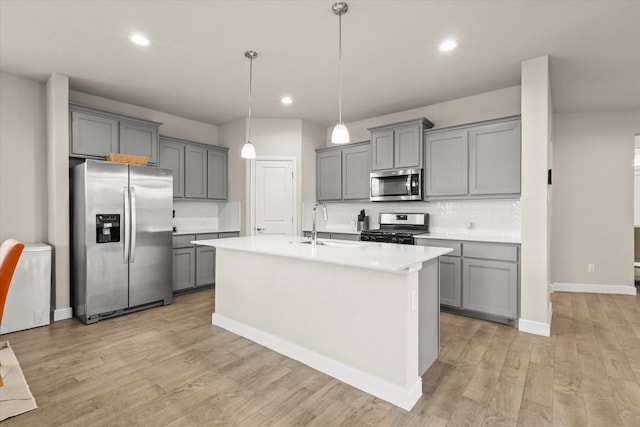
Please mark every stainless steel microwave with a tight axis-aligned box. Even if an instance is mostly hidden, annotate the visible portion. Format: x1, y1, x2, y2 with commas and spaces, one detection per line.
370, 169, 423, 201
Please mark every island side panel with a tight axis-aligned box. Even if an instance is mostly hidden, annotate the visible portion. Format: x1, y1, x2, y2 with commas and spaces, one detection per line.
213, 247, 421, 395
418, 258, 440, 375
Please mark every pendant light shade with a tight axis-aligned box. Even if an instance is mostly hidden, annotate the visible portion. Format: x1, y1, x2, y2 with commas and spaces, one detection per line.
331, 2, 350, 144
241, 50, 258, 159
331, 123, 350, 144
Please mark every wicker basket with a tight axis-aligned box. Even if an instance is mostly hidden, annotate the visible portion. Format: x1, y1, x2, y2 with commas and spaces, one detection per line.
106, 152, 148, 165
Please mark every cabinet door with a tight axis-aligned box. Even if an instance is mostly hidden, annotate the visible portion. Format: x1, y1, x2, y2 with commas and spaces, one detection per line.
371, 130, 394, 171
316, 150, 342, 201
394, 124, 422, 169
185, 145, 207, 199
159, 139, 185, 198
469, 120, 521, 195
196, 246, 216, 287
207, 149, 228, 200
439, 256, 462, 308
462, 259, 518, 318
119, 121, 159, 165
71, 111, 119, 158
425, 130, 468, 197
173, 248, 195, 291
342, 144, 370, 200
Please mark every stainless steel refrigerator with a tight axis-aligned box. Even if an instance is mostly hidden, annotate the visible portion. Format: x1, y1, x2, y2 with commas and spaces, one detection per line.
72, 159, 173, 324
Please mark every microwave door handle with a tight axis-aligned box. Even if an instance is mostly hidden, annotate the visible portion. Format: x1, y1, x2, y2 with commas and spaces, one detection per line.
406, 175, 411, 193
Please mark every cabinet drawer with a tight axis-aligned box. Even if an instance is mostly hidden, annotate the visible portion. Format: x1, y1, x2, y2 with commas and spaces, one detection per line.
463, 242, 518, 262
330, 233, 360, 241
416, 239, 461, 256
173, 234, 195, 248
218, 232, 239, 239
196, 233, 218, 240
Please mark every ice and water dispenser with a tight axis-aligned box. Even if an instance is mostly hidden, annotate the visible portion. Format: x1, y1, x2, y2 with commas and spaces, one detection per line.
96, 214, 120, 243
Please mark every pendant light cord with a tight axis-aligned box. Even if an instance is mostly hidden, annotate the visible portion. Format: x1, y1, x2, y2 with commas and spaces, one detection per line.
338, 12, 343, 124
248, 55, 253, 143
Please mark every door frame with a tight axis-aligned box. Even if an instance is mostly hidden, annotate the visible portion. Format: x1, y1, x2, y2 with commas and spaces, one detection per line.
250, 156, 297, 236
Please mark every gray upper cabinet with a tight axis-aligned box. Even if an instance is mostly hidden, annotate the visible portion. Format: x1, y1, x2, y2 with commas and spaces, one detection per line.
469, 120, 521, 195
371, 130, 394, 171
119, 121, 159, 165
159, 136, 228, 201
369, 118, 434, 171
317, 149, 343, 201
70, 104, 161, 164
159, 137, 185, 198
424, 116, 521, 200
70, 110, 119, 158
317, 141, 370, 202
342, 143, 371, 200
207, 149, 228, 200
425, 130, 468, 196
185, 145, 207, 199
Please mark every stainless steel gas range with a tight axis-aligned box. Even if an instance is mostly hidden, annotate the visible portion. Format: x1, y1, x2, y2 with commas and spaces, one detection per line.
360, 213, 429, 245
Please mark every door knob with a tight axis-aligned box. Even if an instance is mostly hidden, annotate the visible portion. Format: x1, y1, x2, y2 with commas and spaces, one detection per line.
256, 227, 265, 233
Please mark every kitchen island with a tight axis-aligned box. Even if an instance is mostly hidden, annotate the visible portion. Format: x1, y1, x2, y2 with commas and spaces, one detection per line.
193, 236, 452, 410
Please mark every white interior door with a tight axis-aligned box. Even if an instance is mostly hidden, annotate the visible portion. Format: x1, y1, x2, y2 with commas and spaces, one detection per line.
254, 159, 294, 236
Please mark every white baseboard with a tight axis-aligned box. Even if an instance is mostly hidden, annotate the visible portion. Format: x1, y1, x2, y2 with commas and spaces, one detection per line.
550, 282, 637, 296
53, 307, 72, 321
212, 313, 422, 411
518, 311, 551, 337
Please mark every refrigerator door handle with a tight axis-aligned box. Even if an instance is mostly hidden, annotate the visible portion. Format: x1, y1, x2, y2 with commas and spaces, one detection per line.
130, 186, 137, 263
123, 186, 130, 264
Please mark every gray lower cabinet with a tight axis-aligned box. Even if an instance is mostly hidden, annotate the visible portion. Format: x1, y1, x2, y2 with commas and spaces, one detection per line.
439, 256, 462, 308
316, 141, 370, 202
463, 259, 518, 318
369, 118, 434, 171
424, 116, 521, 200
70, 104, 161, 165
172, 232, 239, 293
196, 246, 216, 287
416, 238, 519, 323
159, 137, 185, 198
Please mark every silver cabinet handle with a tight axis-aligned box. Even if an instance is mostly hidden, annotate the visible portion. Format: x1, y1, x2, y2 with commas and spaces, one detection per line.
123, 187, 130, 264
130, 186, 137, 263
256, 227, 265, 233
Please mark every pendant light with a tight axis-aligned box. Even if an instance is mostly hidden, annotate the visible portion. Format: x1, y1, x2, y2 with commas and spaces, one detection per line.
241, 50, 258, 159
331, 2, 350, 144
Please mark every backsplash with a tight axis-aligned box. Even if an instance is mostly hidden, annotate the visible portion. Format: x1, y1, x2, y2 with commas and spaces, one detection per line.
302, 200, 521, 237
173, 200, 240, 232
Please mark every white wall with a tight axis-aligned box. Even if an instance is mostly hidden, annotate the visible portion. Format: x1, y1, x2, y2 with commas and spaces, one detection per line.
219, 119, 249, 234
552, 109, 640, 289
70, 91, 218, 145
0, 72, 48, 243
325, 86, 521, 145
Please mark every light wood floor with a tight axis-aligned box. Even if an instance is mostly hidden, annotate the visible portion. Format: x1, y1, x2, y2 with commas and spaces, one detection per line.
2, 286, 639, 426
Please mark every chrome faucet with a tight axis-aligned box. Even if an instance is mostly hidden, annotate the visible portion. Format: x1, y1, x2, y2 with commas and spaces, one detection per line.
311, 202, 328, 245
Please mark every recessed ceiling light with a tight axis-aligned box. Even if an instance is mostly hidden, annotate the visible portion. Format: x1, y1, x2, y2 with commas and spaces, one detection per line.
281, 96, 293, 105
439, 40, 458, 52
129, 34, 151, 47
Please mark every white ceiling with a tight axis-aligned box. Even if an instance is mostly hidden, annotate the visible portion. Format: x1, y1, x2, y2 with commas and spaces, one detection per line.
1, 0, 639, 128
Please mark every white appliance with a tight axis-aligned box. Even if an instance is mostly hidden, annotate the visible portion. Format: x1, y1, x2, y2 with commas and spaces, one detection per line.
0, 243, 51, 334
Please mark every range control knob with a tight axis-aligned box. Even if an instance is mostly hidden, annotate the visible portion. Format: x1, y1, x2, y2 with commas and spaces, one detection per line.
391, 236, 399, 243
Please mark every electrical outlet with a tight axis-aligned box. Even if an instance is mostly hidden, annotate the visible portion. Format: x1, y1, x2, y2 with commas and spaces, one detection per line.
588, 264, 595, 273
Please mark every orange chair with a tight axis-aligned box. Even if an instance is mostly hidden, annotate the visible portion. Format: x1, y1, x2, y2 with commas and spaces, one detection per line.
0, 239, 25, 386
0, 239, 25, 328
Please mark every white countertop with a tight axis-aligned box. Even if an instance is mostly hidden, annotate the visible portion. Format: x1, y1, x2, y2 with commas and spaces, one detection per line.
173, 228, 240, 236
193, 235, 452, 274
416, 232, 521, 244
